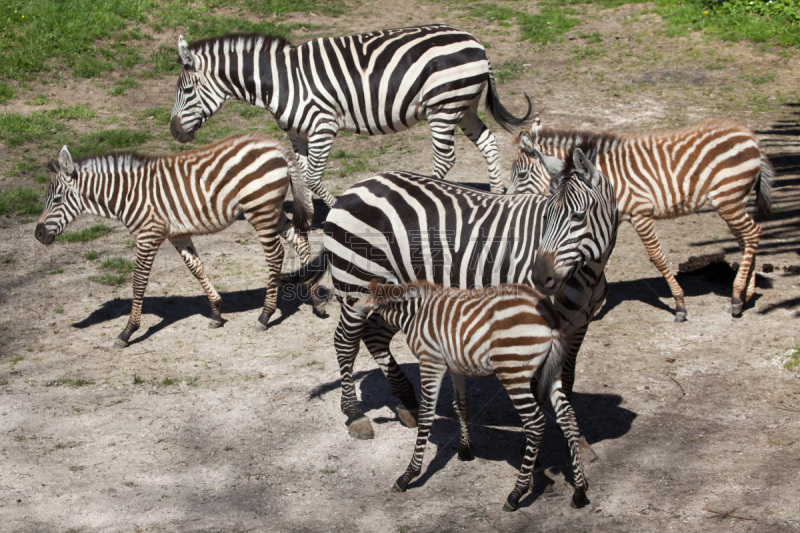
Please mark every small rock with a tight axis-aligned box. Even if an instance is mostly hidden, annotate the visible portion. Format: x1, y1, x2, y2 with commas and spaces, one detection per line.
762, 263, 774, 273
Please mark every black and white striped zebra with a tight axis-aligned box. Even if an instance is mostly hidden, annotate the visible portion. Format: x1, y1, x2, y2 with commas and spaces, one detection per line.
35, 133, 315, 348
353, 280, 587, 511
284, 148, 618, 461
170, 25, 532, 206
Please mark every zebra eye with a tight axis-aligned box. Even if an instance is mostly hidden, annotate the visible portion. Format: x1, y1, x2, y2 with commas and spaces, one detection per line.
182, 86, 195, 95
571, 211, 586, 221
53, 195, 63, 204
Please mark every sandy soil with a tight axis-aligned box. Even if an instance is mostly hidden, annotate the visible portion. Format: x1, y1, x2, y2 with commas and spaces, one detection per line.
1, 2, 799, 531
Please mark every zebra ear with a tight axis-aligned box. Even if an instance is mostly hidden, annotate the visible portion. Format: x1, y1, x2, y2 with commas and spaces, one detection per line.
572, 148, 602, 188
178, 35, 196, 71
58, 146, 75, 179
517, 130, 536, 156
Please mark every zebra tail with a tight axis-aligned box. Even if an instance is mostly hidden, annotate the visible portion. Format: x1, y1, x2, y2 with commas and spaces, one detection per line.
756, 153, 774, 221
280, 246, 328, 286
281, 143, 313, 233
537, 329, 566, 403
485, 61, 533, 133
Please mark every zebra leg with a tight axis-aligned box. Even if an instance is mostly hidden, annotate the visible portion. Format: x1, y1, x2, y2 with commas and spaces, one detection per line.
115, 231, 165, 348
249, 223, 285, 330
562, 323, 598, 463
712, 199, 762, 316
334, 303, 373, 439
305, 127, 338, 207
458, 108, 504, 193
290, 133, 309, 176
549, 376, 589, 508
278, 214, 326, 315
495, 369, 546, 512
427, 116, 457, 181
169, 235, 224, 328
629, 214, 687, 321
450, 372, 473, 461
363, 314, 419, 427
393, 356, 447, 492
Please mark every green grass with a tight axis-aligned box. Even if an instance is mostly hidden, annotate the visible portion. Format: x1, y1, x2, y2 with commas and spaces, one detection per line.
494, 60, 526, 83
786, 345, 800, 372
45, 376, 95, 387
84, 250, 100, 260
136, 106, 172, 124
162, 376, 178, 386
56, 223, 114, 243
0, 187, 42, 216
0, 105, 95, 146
0, 82, 13, 104
517, 7, 582, 43
90, 256, 135, 285
133, 373, 145, 385
109, 78, 140, 97
65, 129, 151, 159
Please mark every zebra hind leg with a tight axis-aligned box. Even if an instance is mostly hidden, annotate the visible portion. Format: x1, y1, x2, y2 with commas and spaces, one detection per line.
169, 235, 225, 328
450, 372, 473, 461
549, 378, 589, 509
279, 215, 327, 316
251, 227, 285, 331
363, 314, 419, 427
334, 304, 373, 439
392, 357, 446, 492
427, 116, 457, 181
458, 109, 504, 193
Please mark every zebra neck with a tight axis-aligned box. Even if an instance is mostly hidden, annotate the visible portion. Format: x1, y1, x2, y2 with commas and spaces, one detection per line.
240, 44, 293, 114
377, 299, 420, 336
76, 166, 139, 222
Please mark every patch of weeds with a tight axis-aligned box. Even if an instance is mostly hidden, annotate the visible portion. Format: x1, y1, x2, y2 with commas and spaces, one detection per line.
242, 0, 346, 17
0, 82, 13, 104
136, 106, 172, 124
54, 306, 64, 314
518, 7, 582, 44
47, 105, 96, 120
0, 105, 95, 146
46, 377, 95, 387
7, 159, 39, 177
11, 356, 23, 365
162, 376, 178, 386
132, 373, 145, 385
14, 435, 26, 441
108, 78, 140, 97
320, 465, 338, 475
785, 345, 800, 372
142, 45, 181, 78
230, 101, 268, 119
743, 72, 776, 85
73, 55, 113, 79
571, 44, 606, 60
580, 32, 603, 44
0, 379, 8, 386
494, 60, 526, 84
84, 250, 100, 260
66, 129, 151, 158
56, 223, 114, 243
48, 268, 64, 275
0, 187, 42, 216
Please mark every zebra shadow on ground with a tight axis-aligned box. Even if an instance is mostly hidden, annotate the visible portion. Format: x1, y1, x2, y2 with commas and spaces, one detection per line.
310, 364, 636, 505
71, 285, 318, 347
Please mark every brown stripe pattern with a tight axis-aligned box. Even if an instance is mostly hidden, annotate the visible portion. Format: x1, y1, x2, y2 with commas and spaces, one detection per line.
35, 133, 314, 348
510, 119, 774, 320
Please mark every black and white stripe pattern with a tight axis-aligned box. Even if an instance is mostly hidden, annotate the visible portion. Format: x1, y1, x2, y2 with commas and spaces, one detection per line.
353, 280, 587, 510
170, 25, 531, 206
35, 133, 315, 347
284, 148, 618, 455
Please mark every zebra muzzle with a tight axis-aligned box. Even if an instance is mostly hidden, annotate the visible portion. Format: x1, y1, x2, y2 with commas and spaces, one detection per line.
34, 223, 55, 245
170, 116, 196, 143
531, 252, 561, 296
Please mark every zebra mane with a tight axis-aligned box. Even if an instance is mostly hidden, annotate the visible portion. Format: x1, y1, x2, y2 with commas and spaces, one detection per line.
532, 125, 619, 155
186, 33, 292, 57
72, 152, 155, 173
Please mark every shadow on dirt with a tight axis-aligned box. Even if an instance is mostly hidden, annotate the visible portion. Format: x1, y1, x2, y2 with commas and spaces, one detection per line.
310, 363, 635, 503
71, 285, 319, 346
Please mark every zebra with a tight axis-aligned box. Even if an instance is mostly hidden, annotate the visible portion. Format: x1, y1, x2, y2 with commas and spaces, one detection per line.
35, 133, 316, 348
170, 25, 532, 206
352, 280, 588, 511
510, 119, 774, 321
283, 147, 618, 465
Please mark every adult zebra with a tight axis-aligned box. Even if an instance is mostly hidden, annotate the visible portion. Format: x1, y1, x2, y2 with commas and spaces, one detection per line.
170, 25, 532, 205
509, 119, 774, 320
284, 148, 618, 458
35, 133, 315, 348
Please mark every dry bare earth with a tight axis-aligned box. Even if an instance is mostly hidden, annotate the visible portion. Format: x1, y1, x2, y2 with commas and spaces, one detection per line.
1, 2, 799, 532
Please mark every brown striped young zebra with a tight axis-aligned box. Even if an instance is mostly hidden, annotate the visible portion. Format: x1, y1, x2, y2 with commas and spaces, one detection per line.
352, 280, 587, 511
170, 25, 532, 205
35, 133, 316, 348
510, 119, 774, 321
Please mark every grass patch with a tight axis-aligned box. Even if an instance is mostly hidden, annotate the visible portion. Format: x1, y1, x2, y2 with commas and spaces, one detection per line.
494, 60, 526, 84
90, 255, 135, 285
162, 376, 178, 386
0, 82, 13, 104
66, 129, 151, 159
230, 101, 268, 119
136, 106, 172, 124
45, 377, 95, 387
0, 187, 42, 216
133, 373, 145, 385
109, 78, 140, 97
517, 7, 582, 44
56, 223, 114, 244
785, 345, 800, 372
84, 250, 100, 260
0, 105, 96, 146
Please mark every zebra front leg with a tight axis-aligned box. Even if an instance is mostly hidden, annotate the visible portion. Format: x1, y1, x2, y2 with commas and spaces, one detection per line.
252, 228, 284, 330
393, 357, 447, 492
364, 314, 419, 427
428, 116, 457, 181
290, 133, 310, 176
115, 232, 165, 348
450, 372, 474, 461
334, 304, 373, 439
549, 377, 589, 508
629, 214, 687, 321
169, 235, 224, 328
459, 109, 504, 193
279, 215, 326, 316
562, 324, 598, 463
495, 369, 546, 511
305, 127, 338, 207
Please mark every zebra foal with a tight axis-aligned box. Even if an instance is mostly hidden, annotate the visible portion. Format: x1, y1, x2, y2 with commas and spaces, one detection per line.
353, 280, 587, 511
510, 119, 774, 320
35, 133, 314, 348
170, 25, 532, 205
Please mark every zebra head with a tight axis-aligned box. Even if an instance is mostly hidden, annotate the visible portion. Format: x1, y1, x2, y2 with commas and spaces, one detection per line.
509, 130, 563, 195
170, 35, 227, 143
531, 147, 618, 296
35, 146, 83, 246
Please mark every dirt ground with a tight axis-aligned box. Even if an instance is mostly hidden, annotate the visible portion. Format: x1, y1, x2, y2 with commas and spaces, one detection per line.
1, 2, 799, 532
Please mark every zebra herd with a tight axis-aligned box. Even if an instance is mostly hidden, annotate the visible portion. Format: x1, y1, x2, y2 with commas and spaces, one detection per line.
34, 23, 774, 512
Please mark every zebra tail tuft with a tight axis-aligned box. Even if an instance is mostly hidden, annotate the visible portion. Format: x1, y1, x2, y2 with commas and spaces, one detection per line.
756, 153, 774, 221
282, 143, 313, 232
280, 246, 328, 286
537, 330, 566, 403
485, 62, 534, 133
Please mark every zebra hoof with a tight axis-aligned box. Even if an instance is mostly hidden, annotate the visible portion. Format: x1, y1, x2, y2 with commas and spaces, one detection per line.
392, 475, 410, 493
113, 338, 129, 349
346, 415, 375, 440
253, 314, 270, 331
396, 405, 418, 428
503, 494, 520, 512
571, 489, 588, 509
578, 436, 598, 463
730, 300, 744, 317
674, 311, 687, 322
458, 446, 474, 462
208, 317, 226, 329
